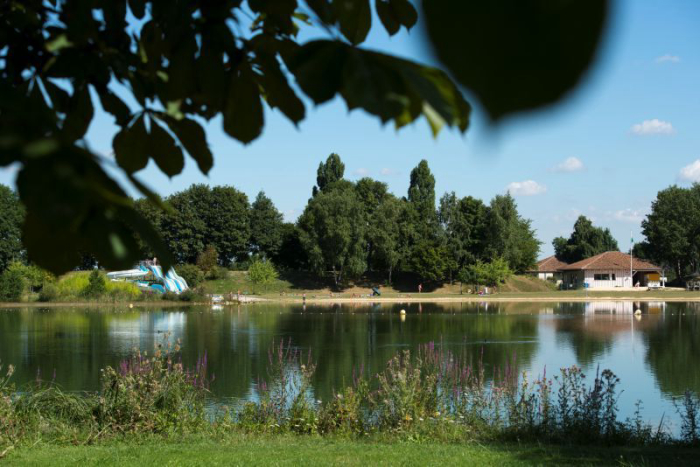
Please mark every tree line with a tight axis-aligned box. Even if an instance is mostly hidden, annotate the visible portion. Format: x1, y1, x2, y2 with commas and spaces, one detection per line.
138, 154, 541, 285
0, 154, 541, 287
5, 158, 700, 287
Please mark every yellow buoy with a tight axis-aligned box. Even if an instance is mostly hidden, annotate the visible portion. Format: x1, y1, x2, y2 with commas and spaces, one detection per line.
400, 309, 406, 315
634, 309, 642, 316
129, 303, 133, 309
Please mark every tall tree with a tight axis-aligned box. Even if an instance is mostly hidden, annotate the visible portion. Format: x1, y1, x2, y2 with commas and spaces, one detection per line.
297, 184, 366, 285
438, 192, 488, 277
0, 185, 24, 271
485, 194, 540, 272
250, 191, 284, 259
362, 187, 403, 283
408, 160, 436, 222
275, 223, 307, 271
641, 185, 700, 279
313, 153, 346, 196
167, 185, 250, 265
553, 215, 619, 264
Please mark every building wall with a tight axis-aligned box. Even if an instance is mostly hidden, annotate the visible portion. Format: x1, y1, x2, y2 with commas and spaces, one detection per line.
537, 272, 562, 281
562, 270, 633, 288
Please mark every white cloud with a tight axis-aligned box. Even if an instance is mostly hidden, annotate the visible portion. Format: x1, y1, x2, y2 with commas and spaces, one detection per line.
552, 157, 584, 173
505, 180, 547, 196
655, 54, 680, 64
630, 119, 675, 135
379, 167, 400, 176
352, 168, 370, 177
679, 160, 700, 183
613, 209, 646, 223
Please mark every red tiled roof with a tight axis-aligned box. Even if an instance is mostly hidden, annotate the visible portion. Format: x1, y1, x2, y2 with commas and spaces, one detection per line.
533, 255, 568, 272
558, 251, 660, 271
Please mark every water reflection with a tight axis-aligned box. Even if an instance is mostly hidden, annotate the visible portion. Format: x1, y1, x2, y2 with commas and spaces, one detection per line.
0, 302, 698, 415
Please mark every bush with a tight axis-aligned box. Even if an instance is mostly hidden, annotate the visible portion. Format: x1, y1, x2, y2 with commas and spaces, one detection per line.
7, 261, 54, 292
81, 270, 107, 298
177, 264, 204, 287
106, 280, 141, 301
248, 260, 278, 293
0, 267, 25, 302
38, 283, 58, 302
196, 245, 218, 275
207, 265, 228, 280
98, 336, 209, 434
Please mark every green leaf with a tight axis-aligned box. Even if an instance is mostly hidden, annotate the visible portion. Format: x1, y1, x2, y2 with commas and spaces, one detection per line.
376, 0, 400, 36
125, 172, 174, 215
45, 34, 73, 53
223, 67, 264, 144
165, 117, 214, 174
62, 85, 94, 142
196, 49, 227, 115
16, 147, 174, 274
128, 0, 146, 19
306, 0, 335, 23
148, 119, 185, 177
98, 89, 132, 126
42, 79, 70, 112
423, 0, 609, 121
390, 0, 417, 29
333, 0, 372, 45
255, 56, 305, 124
286, 40, 347, 104
113, 116, 149, 173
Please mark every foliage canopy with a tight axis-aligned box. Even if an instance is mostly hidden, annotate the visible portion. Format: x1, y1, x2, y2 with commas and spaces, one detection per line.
0, 1, 609, 272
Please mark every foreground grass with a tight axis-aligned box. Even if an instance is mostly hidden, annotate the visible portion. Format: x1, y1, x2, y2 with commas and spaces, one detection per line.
5, 434, 699, 466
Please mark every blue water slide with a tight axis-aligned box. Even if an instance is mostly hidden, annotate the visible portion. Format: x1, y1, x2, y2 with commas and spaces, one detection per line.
166, 269, 189, 291
149, 265, 180, 293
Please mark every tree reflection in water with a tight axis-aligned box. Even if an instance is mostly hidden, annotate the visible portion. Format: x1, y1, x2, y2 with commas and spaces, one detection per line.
0, 302, 697, 406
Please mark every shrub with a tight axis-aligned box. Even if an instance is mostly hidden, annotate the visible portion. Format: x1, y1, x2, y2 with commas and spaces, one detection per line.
177, 264, 204, 287
178, 289, 197, 302
0, 268, 25, 302
38, 283, 58, 302
56, 273, 90, 299
196, 245, 218, 275
248, 260, 278, 293
106, 280, 141, 301
7, 261, 54, 292
98, 335, 209, 434
81, 270, 107, 298
207, 265, 228, 280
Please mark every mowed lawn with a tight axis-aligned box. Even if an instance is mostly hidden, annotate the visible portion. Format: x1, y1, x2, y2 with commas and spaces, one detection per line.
5, 436, 699, 466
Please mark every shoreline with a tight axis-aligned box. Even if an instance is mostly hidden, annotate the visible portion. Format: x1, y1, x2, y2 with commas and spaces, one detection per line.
2, 293, 700, 308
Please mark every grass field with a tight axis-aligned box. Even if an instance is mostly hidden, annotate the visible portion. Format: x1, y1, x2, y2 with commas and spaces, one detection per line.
5, 435, 699, 466
200, 271, 700, 302
202, 271, 559, 297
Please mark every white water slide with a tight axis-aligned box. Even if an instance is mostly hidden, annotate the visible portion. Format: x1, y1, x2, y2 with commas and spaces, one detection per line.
107, 264, 189, 294
146, 264, 189, 293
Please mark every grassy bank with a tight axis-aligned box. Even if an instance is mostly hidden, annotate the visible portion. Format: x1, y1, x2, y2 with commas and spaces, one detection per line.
201, 271, 558, 296
2, 338, 700, 464
3, 268, 700, 307
5, 434, 699, 466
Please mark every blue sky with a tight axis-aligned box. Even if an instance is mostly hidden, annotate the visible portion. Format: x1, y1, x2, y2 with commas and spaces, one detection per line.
2, 0, 699, 258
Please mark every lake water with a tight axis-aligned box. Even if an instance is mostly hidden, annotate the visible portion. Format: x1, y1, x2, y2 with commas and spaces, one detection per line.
0, 301, 698, 430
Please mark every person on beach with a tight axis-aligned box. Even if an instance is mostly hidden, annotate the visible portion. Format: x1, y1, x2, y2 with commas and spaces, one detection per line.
418, 283, 422, 294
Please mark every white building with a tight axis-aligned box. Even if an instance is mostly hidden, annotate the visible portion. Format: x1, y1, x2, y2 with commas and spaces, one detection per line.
529, 255, 568, 282
559, 251, 663, 290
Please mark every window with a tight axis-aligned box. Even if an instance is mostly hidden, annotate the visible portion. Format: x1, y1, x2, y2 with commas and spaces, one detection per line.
594, 274, 610, 281
612, 274, 616, 281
